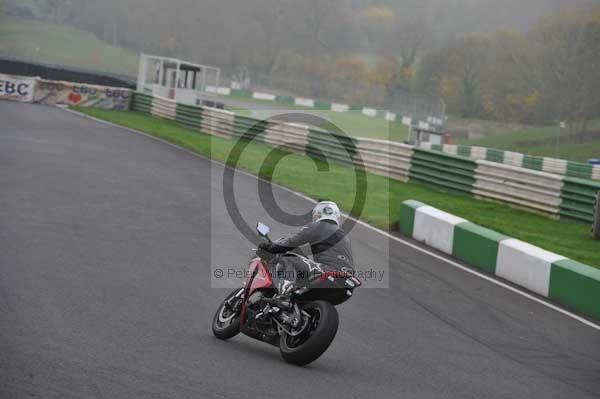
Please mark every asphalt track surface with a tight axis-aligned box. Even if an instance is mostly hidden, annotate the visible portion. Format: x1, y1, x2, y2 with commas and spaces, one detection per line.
1, 101, 599, 399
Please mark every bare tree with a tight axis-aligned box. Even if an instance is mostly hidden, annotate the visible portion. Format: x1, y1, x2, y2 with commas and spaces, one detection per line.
36, 0, 72, 24
448, 33, 490, 118
248, 0, 291, 75
535, 7, 600, 137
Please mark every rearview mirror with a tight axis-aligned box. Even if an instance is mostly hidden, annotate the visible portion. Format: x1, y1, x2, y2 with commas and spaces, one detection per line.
256, 222, 270, 238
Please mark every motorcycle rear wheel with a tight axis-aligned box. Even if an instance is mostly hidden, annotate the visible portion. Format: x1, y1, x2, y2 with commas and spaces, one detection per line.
279, 300, 339, 366
212, 288, 242, 340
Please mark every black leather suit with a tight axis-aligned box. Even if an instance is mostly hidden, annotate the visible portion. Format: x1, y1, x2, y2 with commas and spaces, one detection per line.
260, 220, 354, 285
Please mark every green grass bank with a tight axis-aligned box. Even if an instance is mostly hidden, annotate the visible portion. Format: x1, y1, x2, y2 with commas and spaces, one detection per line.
0, 16, 138, 76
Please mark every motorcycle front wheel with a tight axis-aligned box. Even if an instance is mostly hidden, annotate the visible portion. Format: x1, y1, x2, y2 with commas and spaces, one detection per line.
212, 288, 242, 340
279, 300, 339, 366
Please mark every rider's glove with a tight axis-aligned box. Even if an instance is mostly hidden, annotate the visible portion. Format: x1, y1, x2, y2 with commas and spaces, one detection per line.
258, 242, 274, 252
259, 242, 284, 253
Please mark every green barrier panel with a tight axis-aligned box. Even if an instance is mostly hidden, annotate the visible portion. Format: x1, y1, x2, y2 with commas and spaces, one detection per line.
549, 259, 600, 319
486, 148, 504, 163
566, 161, 593, 180
233, 114, 268, 142
132, 105, 151, 113
307, 129, 358, 166
133, 98, 153, 106
132, 94, 153, 104
411, 150, 476, 171
175, 104, 202, 130
376, 110, 387, 119
175, 116, 202, 130
131, 93, 153, 113
457, 145, 471, 158
132, 102, 152, 113
441, 144, 597, 181
409, 167, 475, 193
276, 95, 295, 105
314, 100, 331, 110
559, 177, 600, 223
398, 200, 426, 235
230, 89, 251, 98
522, 154, 544, 171
409, 148, 476, 195
452, 222, 509, 274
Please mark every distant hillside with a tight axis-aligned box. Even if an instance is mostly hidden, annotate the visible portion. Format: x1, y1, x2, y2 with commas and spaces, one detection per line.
0, 15, 138, 77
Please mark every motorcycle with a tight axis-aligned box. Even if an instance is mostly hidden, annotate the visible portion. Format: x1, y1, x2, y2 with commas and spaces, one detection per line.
212, 222, 361, 366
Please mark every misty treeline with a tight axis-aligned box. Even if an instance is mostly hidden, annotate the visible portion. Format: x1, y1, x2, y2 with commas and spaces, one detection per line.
11, 0, 600, 131
421, 6, 600, 136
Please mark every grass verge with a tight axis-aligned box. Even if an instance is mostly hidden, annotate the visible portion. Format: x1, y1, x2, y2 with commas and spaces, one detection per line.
0, 16, 138, 76
72, 106, 600, 268
222, 94, 409, 142
224, 104, 252, 116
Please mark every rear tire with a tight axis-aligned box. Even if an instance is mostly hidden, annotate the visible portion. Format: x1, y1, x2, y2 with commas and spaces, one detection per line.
279, 300, 338, 366
212, 288, 242, 340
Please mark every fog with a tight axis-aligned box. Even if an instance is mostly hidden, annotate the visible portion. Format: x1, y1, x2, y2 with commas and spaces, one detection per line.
4, 0, 596, 74
3, 0, 600, 130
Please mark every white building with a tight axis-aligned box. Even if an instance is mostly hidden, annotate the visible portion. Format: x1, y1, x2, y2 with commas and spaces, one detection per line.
136, 53, 220, 106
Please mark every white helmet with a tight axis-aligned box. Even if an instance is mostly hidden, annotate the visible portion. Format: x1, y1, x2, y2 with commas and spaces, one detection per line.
312, 201, 341, 225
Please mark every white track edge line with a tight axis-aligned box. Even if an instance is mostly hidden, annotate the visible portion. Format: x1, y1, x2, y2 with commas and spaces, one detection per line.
61, 107, 600, 331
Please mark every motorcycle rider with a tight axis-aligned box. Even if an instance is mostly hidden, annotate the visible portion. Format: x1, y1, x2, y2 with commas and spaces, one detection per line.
258, 201, 354, 294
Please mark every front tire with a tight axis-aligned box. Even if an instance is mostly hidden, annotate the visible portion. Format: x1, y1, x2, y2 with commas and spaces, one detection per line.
279, 300, 339, 366
212, 288, 242, 340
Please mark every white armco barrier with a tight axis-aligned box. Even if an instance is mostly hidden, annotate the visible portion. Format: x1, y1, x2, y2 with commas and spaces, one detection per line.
470, 146, 488, 160
152, 85, 171, 99
496, 239, 566, 296
502, 151, 524, 168
594, 166, 600, 180
206, 85, 231, 95
252, 92, 276, 101
331, 103, 349, 112
130, 93, 599, 223
385, 112, 396, 121
151, 95, 176, 120
473, 160, 564, 214
264, 122, 309, 153
413, 206, 468, 254
542, 158, 568, 175
201, 107, 235, 138
362, 107, 377, 117
442, 144, 458, 155
355, 139, 413, 182
294, 97, 315, 108
174, 89, 198, 105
